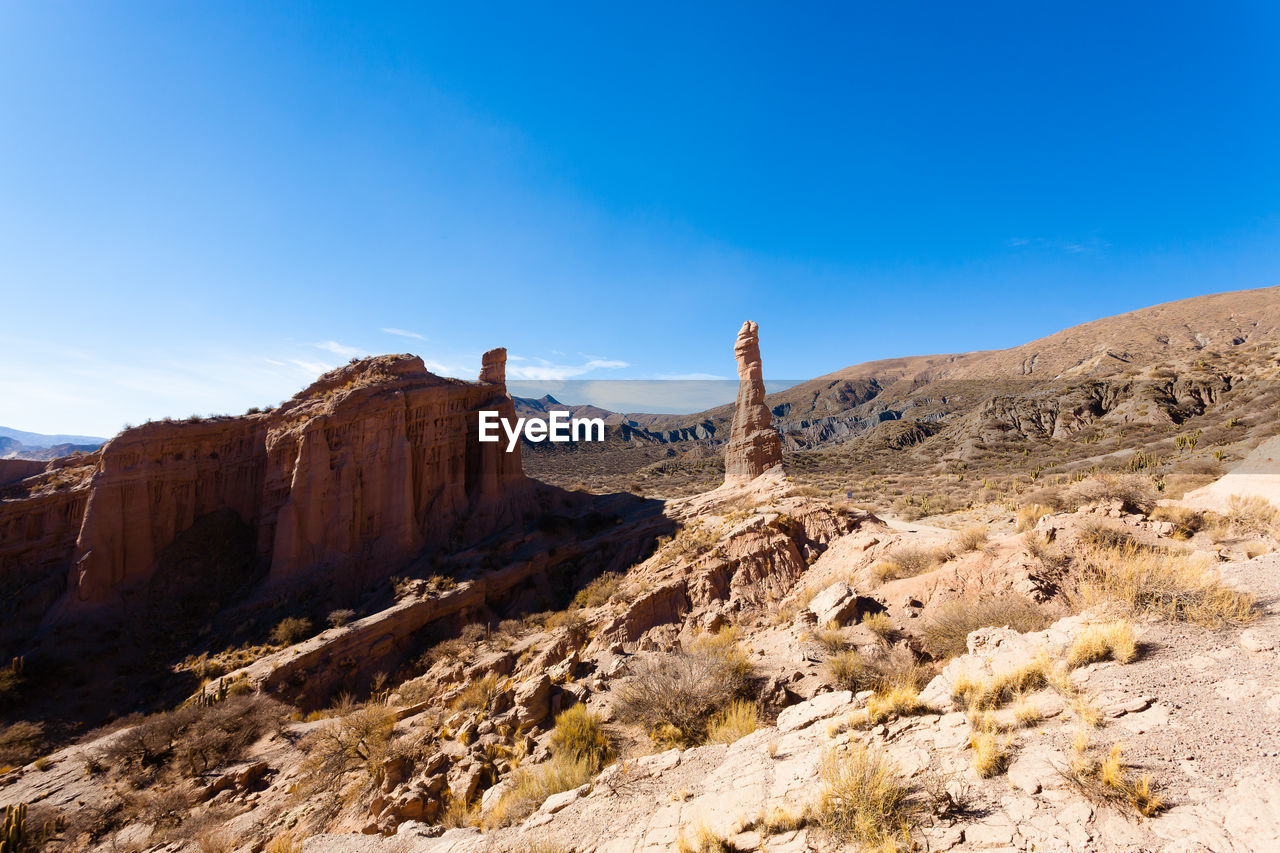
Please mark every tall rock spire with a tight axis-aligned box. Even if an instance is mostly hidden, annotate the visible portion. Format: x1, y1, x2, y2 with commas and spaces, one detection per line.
480, 347, 507, 385
724, 321, 783, 483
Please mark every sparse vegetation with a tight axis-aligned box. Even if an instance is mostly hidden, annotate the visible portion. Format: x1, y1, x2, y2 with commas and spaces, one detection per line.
325, 609, 356, 628
301, 704, 397, 783
922, 594, 1050, 659
270, 616, 314, 646
615, 628, 753, 747
1073, 543, 1257, 626
1064, 472, 1158, 514
1067, 621, 1139, 668
1217, 495, 1280, 537
1016, 503, 1054, 531
815, 743, 920, 850
1066, 735, 1164, 816
573, 571, 624, 608
871, 545, 939, 583
706, 699, 759, 744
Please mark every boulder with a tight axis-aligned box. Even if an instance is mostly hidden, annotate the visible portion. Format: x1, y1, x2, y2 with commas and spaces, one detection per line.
807, 581, 860, 626
514, 674, 552, 727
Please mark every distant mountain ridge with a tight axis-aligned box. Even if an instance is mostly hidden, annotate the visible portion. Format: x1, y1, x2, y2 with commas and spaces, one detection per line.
0, 426, 106, 460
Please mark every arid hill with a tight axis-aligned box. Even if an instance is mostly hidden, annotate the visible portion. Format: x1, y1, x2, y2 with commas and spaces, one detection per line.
524, 286, 1280, 504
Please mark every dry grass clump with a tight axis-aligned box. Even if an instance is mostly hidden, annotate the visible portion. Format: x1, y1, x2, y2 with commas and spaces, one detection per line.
1216, 495, 1280, 537
676, 824, 741, 853
547, 704, 611, 766
486, 705, 611, 827
1076, 518, 1134, 550
952, 525, 989, 553
1066, 735, 1163, 816
706, 699, 760, 744
1016, 504, 1054, 531
811, 623, 848, 654
861, 611, 898, 643
825, 646, 928, 695
615, 628, 752, 747
921, 594, 1050, 659
967, 725, 1011, 777
871, 545, 938, 583
450, 673, 504, 712
760, 805, 810, 834
1067, 621, 1138, 668
573, 571, 623, 609
484, 753, 595, 828
815, 743, 919, 850
1073, 544, 1257, 626
859, 685, 927, 727
1064, 472, 1158, 514
1149, 505, 1205, 540
951, 655, 1052, 711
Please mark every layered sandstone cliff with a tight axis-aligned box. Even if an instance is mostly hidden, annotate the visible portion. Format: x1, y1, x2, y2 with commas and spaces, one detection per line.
0, 352, 531, 633
723, 320, 783, 483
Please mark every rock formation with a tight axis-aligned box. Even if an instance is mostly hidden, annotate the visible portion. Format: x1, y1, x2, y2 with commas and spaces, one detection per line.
0, 351, 533, 635
723, 320, 783, 483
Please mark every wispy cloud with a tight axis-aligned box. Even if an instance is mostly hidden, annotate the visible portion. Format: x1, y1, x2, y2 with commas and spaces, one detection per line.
289, 358, 334, 375
507, 355, 630, 381
1007, 236, 1109, 255
314, 340, 362, 357
382, 327, 426, 340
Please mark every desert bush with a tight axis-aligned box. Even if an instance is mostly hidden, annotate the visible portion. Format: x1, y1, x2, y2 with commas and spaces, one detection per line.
826, 646, 928, 696
0, 720, 44, 767
1067, 621, 1138, 668
815, 743, 919, 849
450, 673, 504, 712
921, 594, 1050, 659
1072, 543, 1257, 626
1216, 495, 1280, 537
871, 545, 938, 582
615, 629, 752, 747
1016, 504, 1054, 531
705, 699, 759, 744
1064, 473, 1158, 514
547, 704, 611, 766
861, 611, 898, 643
1076, 518, 1135, 550
302, 705, 397, 782
952, 525, 989, 553
100, 696, 283, 784
1149, 505, 1204, 540
811, 623, 847, 654
270, 616, 314, 646
573, 571, 623, 609
326, 609, 357, 628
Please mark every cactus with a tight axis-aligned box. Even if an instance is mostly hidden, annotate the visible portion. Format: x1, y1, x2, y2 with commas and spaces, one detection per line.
1, 802, 27, 853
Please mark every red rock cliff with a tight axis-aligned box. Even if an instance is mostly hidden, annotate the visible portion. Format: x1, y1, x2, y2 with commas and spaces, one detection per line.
50, 352, 529, 614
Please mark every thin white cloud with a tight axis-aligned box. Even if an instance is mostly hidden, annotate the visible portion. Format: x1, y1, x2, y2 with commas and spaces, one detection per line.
315, 340, 361, 357
289, 359, 334, 375
382, 328, 426, 340
507, 355, 630, 382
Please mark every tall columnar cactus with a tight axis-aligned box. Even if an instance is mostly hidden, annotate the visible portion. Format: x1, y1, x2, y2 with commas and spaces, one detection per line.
1, 802, 27, 853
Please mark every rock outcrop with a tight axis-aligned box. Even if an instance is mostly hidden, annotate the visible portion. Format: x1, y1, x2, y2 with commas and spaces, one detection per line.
0, 351, 534, 632
723, 321, 783, 484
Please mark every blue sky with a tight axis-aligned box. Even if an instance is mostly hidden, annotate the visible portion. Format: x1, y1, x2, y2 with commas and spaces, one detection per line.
2, 2, 1278, 436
